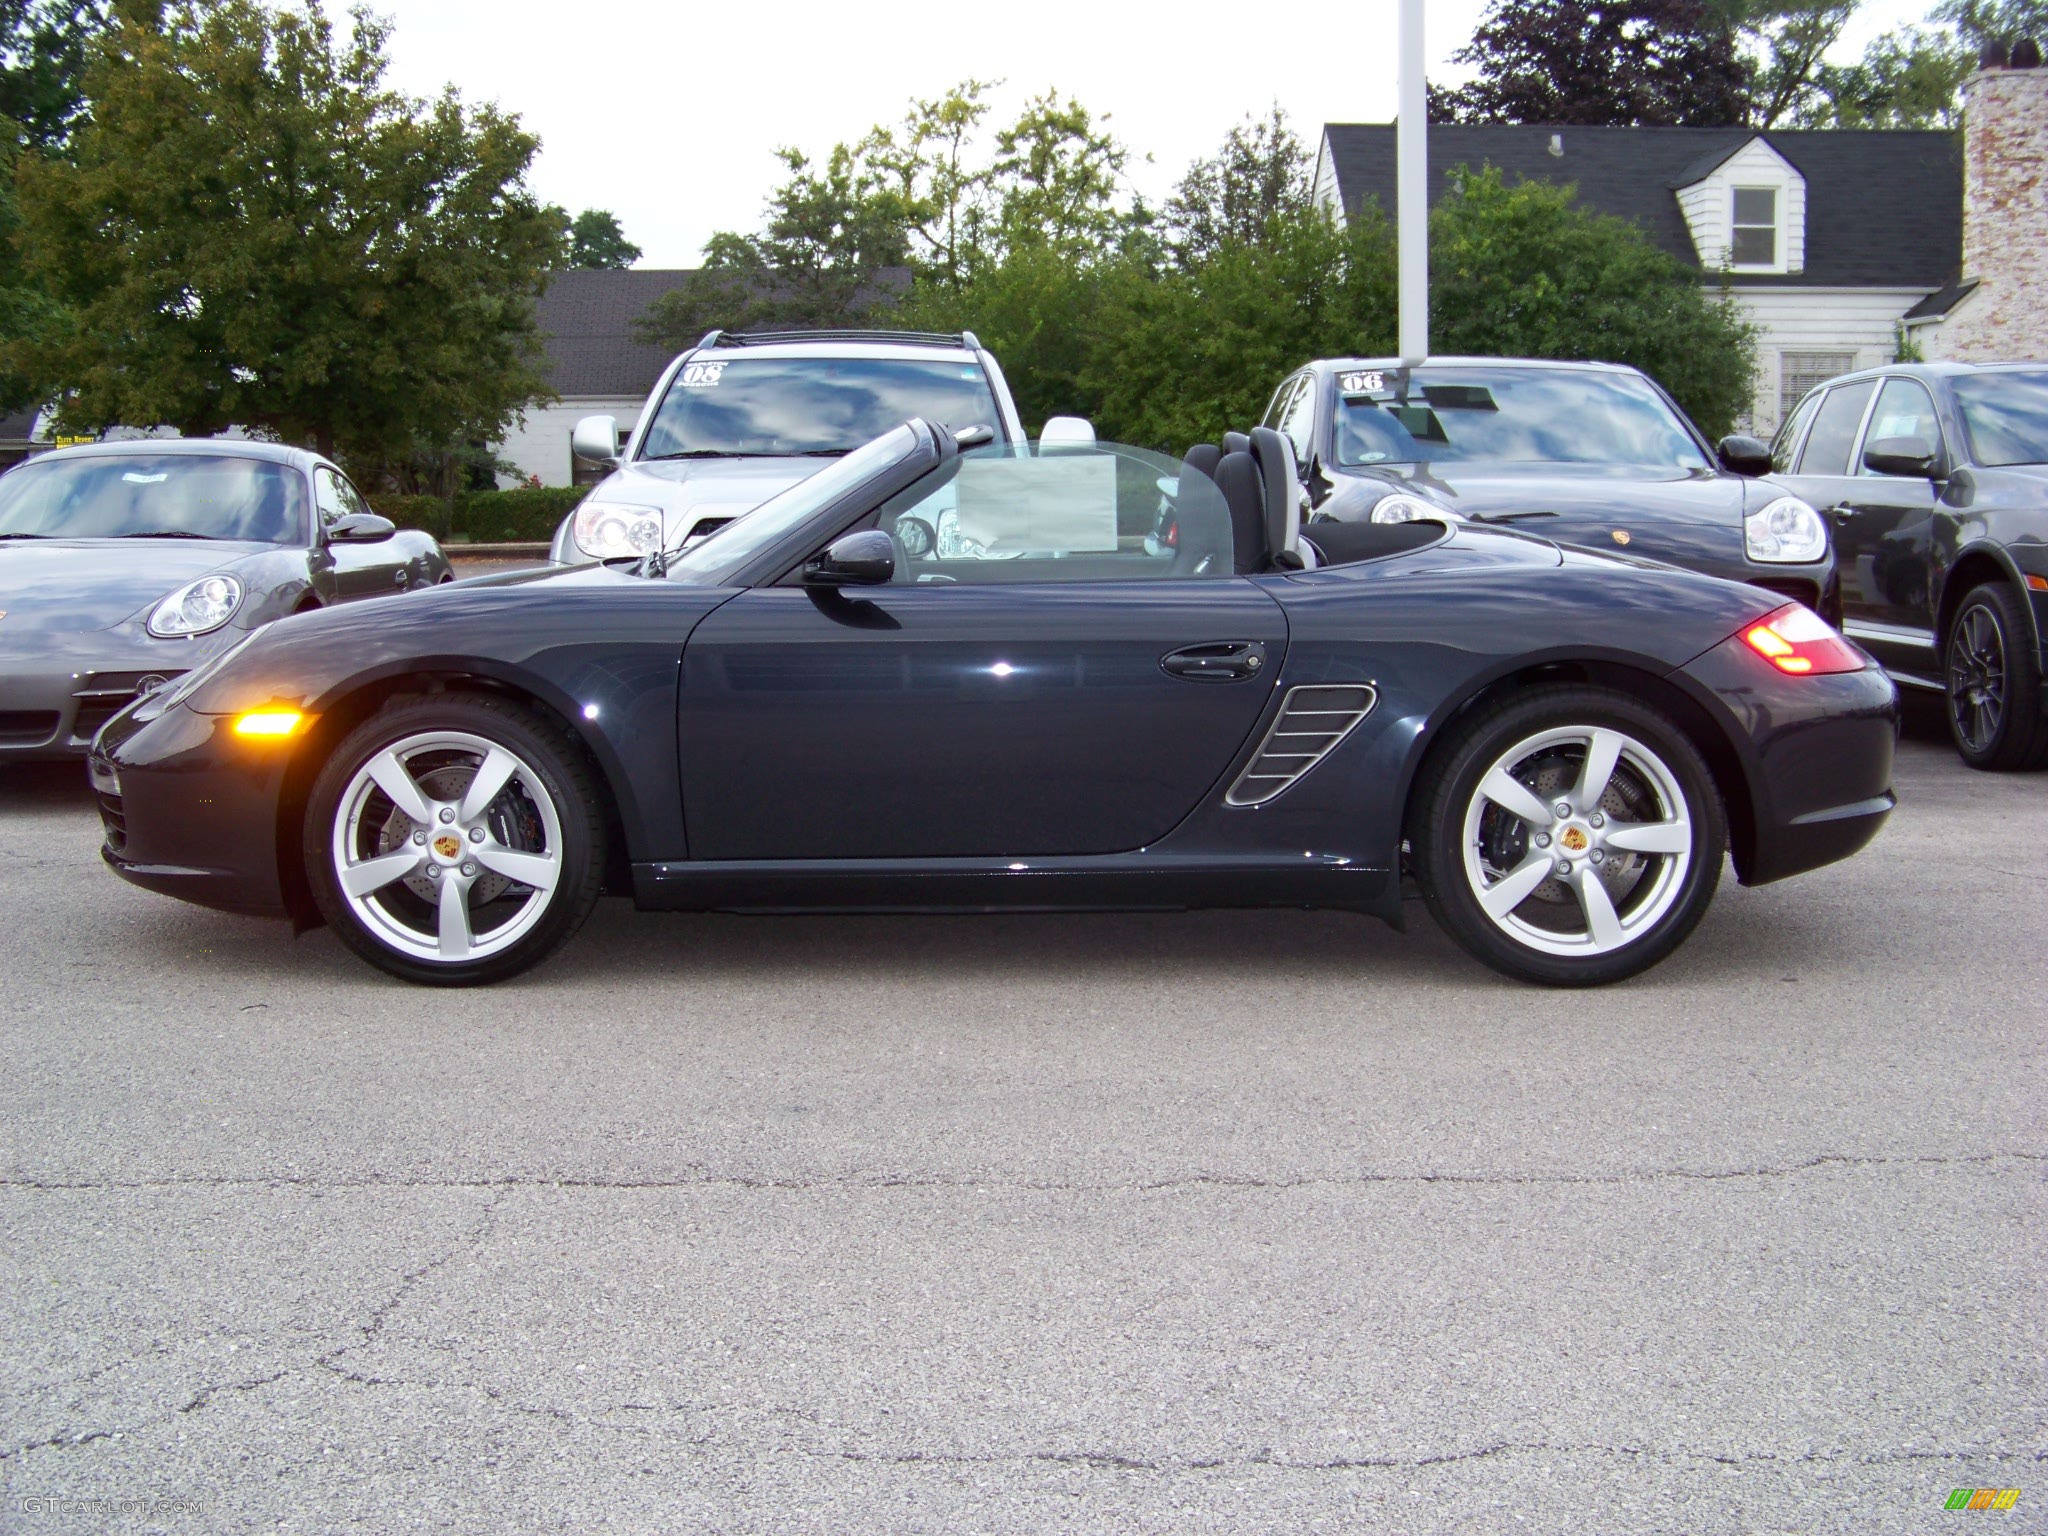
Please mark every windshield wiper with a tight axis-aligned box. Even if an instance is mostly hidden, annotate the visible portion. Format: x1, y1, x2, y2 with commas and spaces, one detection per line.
641, 449, 742, 461
0, 532, 49, 540
112, 530, 216, 539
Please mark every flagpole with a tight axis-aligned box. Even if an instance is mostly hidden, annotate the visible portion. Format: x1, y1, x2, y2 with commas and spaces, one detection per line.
1397, 0, 1429, 366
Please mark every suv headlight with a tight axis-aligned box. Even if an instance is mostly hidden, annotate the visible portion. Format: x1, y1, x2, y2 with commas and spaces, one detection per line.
147, 575, 243, 638
1368, 490, 1458, 525
573, 502, 664, 560
1745, 495, 1827, 564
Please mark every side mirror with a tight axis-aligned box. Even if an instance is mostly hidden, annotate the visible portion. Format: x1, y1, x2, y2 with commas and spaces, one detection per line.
571, 414, 621, 467
1862, 435, 1942, 479
802, 528, 894, 588
1717, 434, 1773, 477
327, 511, 396, 544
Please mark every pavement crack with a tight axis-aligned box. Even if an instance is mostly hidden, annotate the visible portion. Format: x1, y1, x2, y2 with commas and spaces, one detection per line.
3, 1150, 2040, 1196
180, 1370, 289, 1415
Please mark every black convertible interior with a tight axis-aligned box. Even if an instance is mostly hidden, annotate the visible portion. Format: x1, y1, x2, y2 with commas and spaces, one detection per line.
1182, 426, 1445, 572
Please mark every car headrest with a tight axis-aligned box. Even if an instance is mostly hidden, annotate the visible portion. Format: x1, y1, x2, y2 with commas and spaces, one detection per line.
1221, 431, 1251, 456
1039, 416, 1096, 452
1214, 450, 1267, 575
1248, 427, 1303, 568
1181, 443, 1223, 483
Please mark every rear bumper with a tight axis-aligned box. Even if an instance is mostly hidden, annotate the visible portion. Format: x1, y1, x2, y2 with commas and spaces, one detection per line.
1679, 636, 1898, 886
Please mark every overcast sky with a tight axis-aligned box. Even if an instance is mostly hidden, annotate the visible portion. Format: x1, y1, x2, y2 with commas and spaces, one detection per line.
365, 0, 1941, 268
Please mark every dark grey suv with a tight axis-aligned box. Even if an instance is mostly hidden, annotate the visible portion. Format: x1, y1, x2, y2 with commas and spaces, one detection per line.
1771, 361, 2048, 770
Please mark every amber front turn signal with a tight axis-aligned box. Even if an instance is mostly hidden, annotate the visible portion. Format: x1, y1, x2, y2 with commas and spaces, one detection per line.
232, 708, 307, 739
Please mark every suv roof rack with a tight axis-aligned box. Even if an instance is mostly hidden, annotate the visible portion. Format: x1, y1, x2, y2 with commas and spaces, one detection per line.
702, 329, 983, 352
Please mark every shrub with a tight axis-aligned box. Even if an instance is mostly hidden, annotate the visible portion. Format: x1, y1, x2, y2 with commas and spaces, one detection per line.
370, 493, 458, 540
371, 485, 588, 544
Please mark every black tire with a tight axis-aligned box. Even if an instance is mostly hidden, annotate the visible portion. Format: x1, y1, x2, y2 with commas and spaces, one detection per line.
304, 693, 605, 985
1944, 582, 2048, 771
1408, 685, 1727, 986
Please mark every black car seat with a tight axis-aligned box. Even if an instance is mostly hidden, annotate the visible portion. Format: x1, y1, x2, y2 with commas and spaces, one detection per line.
1248, 427, 1312, 569
1221, 430, 1251, 456
1181, 443, 1224, 483
1213, 450, 1268, 573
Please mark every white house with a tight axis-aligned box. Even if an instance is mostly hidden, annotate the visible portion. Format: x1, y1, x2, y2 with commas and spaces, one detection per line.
1311, 119, 1975, 435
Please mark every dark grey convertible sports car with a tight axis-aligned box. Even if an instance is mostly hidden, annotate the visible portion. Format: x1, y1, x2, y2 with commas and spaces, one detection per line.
0, 439, 450, 760
92, 422, 1896, 988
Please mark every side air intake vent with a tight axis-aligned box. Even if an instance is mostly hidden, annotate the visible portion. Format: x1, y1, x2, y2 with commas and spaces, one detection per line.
1225, 684, 1379, 807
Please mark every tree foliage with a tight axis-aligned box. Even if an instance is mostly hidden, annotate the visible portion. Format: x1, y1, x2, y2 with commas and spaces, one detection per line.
1431, 0, 1753, 126
566, 208, 640, 269
0, 0, 106, 150
1428, 167, 1756, 437
7, 0, 564, 464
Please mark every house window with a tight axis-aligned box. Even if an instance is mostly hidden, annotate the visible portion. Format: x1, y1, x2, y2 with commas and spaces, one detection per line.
1731, 187, 1778, 266
1779, 351, 1855, 426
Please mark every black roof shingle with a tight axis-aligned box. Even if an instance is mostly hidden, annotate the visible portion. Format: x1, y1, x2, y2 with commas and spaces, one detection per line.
532, 268, 699, 398
1320, 124, 1960, 288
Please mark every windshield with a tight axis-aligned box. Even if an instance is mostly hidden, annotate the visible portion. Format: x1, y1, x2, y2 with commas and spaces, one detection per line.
638, 356, 1002, 460
0, 453, 308, 542
1952, 370, 2048, 467
1332, 367, 1711, 471
664, 425, 922, 583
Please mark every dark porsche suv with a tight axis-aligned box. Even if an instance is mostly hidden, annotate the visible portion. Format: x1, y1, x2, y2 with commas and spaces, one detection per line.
1771, 362, 2048, 770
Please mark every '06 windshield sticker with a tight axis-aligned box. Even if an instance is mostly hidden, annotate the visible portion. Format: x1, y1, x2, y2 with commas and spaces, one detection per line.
679, 361, 727, 389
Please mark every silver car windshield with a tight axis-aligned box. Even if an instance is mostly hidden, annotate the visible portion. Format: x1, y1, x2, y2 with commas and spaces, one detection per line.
639, 357, 1001, 459
0, 454, 309, 542
664, 425, 920, 583
1333, 368, 1711, 471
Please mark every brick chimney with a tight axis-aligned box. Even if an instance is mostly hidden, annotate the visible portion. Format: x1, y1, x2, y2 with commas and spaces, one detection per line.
1946, 48, 2048, 360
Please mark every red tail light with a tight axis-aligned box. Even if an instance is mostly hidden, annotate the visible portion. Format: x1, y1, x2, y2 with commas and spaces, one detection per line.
1741, 604, 1865, 676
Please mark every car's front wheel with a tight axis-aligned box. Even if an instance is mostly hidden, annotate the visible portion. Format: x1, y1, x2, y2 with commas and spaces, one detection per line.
1410, 686, 1726, 986
1944, 582, 2048, 771
304, 695, 605, 985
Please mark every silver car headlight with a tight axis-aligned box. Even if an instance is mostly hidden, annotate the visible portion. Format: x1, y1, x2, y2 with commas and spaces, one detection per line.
1368, 490, 1457, 524
572, 501, 664, 560
147, 575, 244, 638
1745, 495, 1827, 564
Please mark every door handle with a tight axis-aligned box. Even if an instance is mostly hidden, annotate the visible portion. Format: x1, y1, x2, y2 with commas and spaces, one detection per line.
1827, 504, 1857, 522
392, 568, 410, 585
1161, 641, 1268, 682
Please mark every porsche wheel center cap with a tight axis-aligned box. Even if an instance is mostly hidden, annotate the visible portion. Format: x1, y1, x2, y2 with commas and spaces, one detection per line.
1560, 825, 1590, 854
432, 833, 463, 861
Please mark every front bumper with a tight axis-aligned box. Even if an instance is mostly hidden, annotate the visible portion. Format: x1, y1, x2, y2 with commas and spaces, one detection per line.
1680, 635, 1898, 886
0, 628, 239, 760
91, 696, 293, 917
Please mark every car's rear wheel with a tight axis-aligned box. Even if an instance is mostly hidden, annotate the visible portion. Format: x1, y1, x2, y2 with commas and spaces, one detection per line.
1410, 686, 1726, 986
1944, 582, 2048, 771
304, 695, 604, 985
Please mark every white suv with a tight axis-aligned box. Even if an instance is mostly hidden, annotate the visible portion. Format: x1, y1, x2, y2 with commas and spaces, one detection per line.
551, 329, 1032, 563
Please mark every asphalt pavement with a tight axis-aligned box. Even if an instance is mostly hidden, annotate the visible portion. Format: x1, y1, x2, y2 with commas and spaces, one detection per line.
1, 707, 2041, 1534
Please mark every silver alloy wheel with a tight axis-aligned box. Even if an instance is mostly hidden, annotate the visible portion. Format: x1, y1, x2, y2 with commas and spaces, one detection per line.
330, 729, 564, 964
1459, 725, 1694, 959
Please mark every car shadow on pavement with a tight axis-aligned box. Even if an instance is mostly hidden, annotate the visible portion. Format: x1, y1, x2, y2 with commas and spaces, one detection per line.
0, 761, 94, 809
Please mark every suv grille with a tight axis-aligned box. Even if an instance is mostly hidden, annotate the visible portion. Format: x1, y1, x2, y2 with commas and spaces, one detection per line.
1225, 685, 1379, 808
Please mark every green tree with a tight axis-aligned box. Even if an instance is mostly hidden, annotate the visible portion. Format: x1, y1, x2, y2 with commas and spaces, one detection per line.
8, 0, 564, 463
1432, 0, 1753, 126
566, 208, 640, 269
0, 0, 107, 150
986, 90, 1138, 261
639, 139, 911, 344
1159, 107, 1313, 267
1933, 0, 2048, 48
1428, 167, 1756, 436
863, 78, 999, 292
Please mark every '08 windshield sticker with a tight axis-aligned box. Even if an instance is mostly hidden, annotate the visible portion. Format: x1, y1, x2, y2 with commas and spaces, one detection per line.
679, 361, 727, 389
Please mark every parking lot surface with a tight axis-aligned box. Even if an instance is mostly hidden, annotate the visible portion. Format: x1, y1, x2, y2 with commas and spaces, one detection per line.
1, 713, 2041, 1534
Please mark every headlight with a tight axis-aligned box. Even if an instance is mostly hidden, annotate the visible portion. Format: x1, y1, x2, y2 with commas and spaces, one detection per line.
147, 575, 244, 638
572, 502, 664, 560
1745, 496, 1827, 564
1368, 490, 1457, 525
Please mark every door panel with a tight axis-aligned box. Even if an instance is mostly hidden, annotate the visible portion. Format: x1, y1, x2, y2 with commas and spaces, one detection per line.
680, 581, 1289, 860
315, 466, 407, 599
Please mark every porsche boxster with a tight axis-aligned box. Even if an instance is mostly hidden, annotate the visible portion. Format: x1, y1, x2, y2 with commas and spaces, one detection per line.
91, 422, 1898, 987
